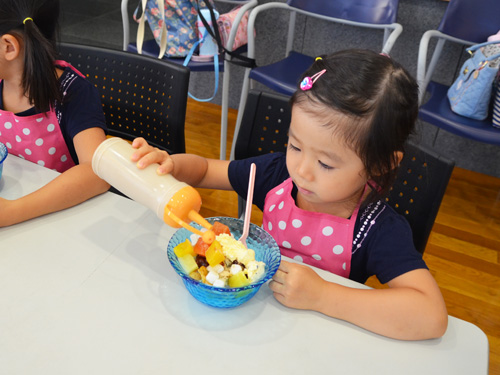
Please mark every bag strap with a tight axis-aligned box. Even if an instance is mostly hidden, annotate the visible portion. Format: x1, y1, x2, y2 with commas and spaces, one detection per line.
196, 0, 256, 68
466, 40, 500, 55
135, 0, 146, 54
183, 29, 220, 102
136, 0, 168, 59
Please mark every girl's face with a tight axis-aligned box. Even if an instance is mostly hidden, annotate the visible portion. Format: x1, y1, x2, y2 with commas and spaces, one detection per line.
286, 104, 369, 218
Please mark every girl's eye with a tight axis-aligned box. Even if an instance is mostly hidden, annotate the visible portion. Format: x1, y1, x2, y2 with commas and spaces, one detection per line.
288, 143, 300, 152
319, 160, 333, 170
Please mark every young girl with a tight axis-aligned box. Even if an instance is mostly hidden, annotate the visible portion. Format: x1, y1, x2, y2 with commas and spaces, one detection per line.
0, 0, 110, 227
131, 49, 448, 340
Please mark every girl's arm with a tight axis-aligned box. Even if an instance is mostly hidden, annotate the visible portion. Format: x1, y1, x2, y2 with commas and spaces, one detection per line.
269, 261, 448, 340
131, 137, 232, 190
0, 127, 110, 227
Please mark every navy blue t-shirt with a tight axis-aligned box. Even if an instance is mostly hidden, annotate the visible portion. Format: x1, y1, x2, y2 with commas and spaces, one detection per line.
0, 65, 107, 164
228, 152, 427, 284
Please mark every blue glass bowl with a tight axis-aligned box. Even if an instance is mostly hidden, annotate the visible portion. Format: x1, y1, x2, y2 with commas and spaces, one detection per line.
0, 142, 7, 181
167, 216, 281, 308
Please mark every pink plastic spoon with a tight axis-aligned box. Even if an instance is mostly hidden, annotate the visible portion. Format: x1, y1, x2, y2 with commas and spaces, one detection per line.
239, 163, 256, 247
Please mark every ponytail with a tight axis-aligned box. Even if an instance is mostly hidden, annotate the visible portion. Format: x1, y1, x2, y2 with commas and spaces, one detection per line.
21, 18, 61, 113
0, 0, 62, 113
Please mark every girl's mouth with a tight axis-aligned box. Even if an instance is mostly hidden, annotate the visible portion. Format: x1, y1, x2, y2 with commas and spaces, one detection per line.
296, 185, 313, 196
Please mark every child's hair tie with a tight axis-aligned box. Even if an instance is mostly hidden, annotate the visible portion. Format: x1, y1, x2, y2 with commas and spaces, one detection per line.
300, 69, 326, 91
23, 17, 33, 25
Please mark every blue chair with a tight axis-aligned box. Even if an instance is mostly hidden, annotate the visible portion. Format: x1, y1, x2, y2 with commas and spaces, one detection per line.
417, 0, 500, 145
121, 0, 258, 159
230, 0, 403, 159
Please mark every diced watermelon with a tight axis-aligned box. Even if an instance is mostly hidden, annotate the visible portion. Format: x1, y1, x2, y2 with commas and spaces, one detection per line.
193, 237, 210, 256
212, 221, 231, 236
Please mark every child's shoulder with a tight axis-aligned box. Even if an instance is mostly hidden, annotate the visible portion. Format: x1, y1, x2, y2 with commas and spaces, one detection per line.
351, 200, 426, 284
358, 199, 409, 226
58, 66, 93, 94
355, 200, 413, 247
229, 152, 287, 180
229, 152, 288, 211
56, 66, 102, 111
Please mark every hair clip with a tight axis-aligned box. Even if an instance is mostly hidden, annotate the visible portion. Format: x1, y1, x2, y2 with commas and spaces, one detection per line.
379, 52, 390, 58
300, 69, 326, 91
23, 17, 33, 25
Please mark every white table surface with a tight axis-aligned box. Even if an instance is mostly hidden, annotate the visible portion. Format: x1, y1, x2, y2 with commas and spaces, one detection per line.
0, 156, 489, 375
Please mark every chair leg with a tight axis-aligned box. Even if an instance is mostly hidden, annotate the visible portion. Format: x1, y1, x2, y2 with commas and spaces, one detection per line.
383, 28, 390, 50
418, 36, 445, 104
432, 127, 440, 147
230, 67, 252, 160
237, 196, 245, 220
220, 60, 231, 160
121, 0, 130, 51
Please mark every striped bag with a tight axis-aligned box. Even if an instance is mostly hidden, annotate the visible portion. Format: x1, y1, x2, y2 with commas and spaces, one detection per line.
493, 73, 500, 128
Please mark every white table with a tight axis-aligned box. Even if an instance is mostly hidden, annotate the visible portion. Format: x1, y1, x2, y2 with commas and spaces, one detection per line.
0, 156, 490, 374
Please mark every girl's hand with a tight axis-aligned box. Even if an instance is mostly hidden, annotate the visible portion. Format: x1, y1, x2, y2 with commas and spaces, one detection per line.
131, 137, 174, 175
269, 260, 328, 311
272, 261, 448, 339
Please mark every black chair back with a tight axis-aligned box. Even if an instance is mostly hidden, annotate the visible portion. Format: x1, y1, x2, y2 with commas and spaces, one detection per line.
386, 143, 454, 254
58, 42, 190, 154
234, 90, 291, 160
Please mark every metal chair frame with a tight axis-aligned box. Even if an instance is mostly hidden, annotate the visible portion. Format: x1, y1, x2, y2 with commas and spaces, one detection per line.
416, 0, 500, 145
121, 0, 258, 159
230, 0, 403, 159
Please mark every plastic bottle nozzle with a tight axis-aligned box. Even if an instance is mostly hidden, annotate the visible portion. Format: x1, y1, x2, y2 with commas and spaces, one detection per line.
163, 186, 202, 227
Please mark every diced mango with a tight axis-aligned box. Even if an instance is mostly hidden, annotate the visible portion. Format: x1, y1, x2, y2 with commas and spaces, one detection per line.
228, 270, 249, 288
174, 239, 195, 258
198, 266, 208, 284
178, 254, 198, 274
189, 270, 201, 281
205, 240, 225, 267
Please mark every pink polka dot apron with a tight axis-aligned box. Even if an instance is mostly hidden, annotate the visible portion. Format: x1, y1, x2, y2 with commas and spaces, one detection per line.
0, 61, 85, 173
263, 178, 364, 278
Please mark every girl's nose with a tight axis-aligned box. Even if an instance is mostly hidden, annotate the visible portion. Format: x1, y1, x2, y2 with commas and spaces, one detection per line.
296, 157, 314, 181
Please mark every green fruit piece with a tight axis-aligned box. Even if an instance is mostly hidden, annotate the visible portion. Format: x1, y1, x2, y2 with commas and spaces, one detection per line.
178, 254, 199, 274
228, 270, 250, 288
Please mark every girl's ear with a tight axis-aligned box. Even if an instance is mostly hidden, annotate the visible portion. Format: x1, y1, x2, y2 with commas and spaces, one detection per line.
1, 34, 22, 61
394, 151, 403, 169
370, 151, 404, 178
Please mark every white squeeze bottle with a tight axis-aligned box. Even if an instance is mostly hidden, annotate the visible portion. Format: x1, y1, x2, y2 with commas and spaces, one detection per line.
92, 137, 210, 234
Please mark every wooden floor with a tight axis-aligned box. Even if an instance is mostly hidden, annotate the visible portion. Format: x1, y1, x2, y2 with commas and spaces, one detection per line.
185, 99, 500, 374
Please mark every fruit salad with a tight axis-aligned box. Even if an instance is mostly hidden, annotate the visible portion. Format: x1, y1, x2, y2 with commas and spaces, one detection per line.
173, 221, 266, 288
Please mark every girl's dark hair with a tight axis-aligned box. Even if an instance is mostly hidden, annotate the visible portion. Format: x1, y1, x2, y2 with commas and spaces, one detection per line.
291, 49, 419, 204
0, 0, 61, 113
